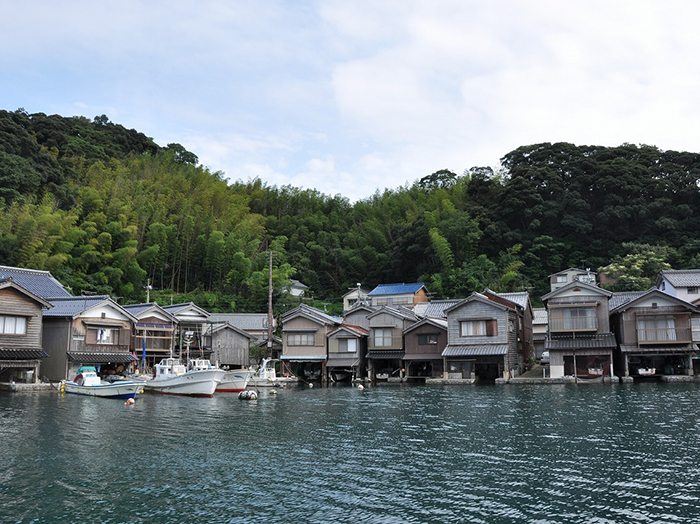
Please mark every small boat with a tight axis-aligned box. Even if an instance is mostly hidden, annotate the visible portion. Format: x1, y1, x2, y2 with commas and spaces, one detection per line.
60, 366, 143, 399
588, 368, 604, 376
216, 369, 255, 393
247, 358, 297, 388
638, 367, 656, 376
144, 357, 225, 397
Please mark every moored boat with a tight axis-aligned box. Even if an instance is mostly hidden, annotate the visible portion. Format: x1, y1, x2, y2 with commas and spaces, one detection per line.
144, 357, 225, 397
60, 366, 143, 399
216, 369, 255, 392
248, 358, 297, 387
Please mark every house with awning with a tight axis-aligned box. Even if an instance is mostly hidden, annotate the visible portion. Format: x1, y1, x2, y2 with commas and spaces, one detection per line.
122, 302, 178, 368
326, 323, 368, 382
442, 292, 523, 383
280, 304, 341, 381
366, 306, 418, 381
163, 302, 211, 359
609, 288, 700, 380
0, 278, 52, 384
402, 317, 448, 380
41, 295, 138, 381
541, 280, 617, 380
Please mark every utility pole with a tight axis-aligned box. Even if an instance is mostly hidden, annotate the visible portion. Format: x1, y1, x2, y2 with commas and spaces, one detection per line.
267, 250, 275, 356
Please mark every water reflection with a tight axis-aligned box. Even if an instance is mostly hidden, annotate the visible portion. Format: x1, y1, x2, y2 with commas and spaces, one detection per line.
2, 384, 700, 523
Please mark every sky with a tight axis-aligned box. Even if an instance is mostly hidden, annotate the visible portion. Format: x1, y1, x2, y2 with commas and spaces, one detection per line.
2, 1, 700, 202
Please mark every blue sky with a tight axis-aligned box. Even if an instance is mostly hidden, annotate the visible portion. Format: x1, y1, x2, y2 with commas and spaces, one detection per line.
2, 1, 699, 201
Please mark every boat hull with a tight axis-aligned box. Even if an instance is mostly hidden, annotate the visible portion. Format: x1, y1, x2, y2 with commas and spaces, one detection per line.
216, 370, 254, 392
144, 369, 225, 397
61, 381, 143, 399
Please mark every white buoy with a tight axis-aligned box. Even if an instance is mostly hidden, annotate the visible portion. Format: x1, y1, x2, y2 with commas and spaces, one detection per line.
357, 384, 365, 390
309, 383, 314, 388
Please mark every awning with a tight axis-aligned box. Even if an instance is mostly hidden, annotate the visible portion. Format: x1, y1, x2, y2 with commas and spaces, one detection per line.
67, 352, 137, 364
546, 333, 616, 350
280, 355, 326, 361
82, 320, 125, 328
403, 353, 442, 360
367, 350, 405, 359
326, 358, 359, 368
0, 349, 49, 360
620, 344, 696, 354
442, 344, 509, 357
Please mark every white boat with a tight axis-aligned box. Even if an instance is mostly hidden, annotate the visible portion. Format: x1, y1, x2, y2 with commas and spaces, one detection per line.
248, 358, 297, 387
60, 366, 144, 399
216, 369, 255, 393
638, 367, 656, 376
144, 357, 225, 397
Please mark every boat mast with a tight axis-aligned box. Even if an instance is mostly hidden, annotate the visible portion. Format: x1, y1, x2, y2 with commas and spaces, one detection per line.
267, 250, 274, 357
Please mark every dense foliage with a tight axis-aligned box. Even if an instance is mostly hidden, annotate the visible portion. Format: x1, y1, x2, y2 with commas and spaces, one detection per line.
2, 109, 700, 311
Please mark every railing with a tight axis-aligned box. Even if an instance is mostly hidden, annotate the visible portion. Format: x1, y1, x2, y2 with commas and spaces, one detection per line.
638, 327, 691, 344
549, 317, 597, 332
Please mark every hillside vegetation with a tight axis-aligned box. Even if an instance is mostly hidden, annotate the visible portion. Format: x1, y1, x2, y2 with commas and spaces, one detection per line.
2, 109, 700, 311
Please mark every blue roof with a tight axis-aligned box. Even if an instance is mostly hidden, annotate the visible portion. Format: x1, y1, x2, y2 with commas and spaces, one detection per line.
0, 265, 72, 299
368, 283, 425, 296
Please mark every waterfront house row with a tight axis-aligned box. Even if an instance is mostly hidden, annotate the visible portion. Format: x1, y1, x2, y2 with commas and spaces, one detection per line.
279, 287, 535, 383
0, 265, 262, 383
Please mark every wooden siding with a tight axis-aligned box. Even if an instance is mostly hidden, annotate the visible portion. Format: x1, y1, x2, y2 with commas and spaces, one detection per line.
620, 306, 693, 346
404, 324, 447, 357
447, 300, 508, 345
210, 329, 250, 366
41, 318, 71, 381
547, 296, 611, 333
0, 287, 43, 350
368, 327, 402, 350
343, 310, 372, 330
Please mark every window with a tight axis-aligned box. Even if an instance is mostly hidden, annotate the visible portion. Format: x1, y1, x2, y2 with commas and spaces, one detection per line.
0, 315, 27, 335
418, 334, 439, 345
338, 338, 357, 352
374, 298, 388, 306
287, 333, 315, 346
638, 316, 677, 342
554, 275, 567, 283
460, 320, 496, 337
393, 297, 412, 305
549, 307, 597, 332
95, 328, 116, 345
373, 328, 393, 347
689, 287, 699, 295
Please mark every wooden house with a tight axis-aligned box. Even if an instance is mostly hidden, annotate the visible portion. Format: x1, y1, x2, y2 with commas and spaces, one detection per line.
122, 302, 178, 368
205, 322, 255, 368
609, 289, 700, 379
367, 283, 429, 309
42, 296, 138, 381
541, 280, 617, 380
163, 302, 210, 359
532, 308, 549, 360
442, 292, 521, 383
326, 324, 368, 382
402, 317, 448, 379
280, 304, 341, 381
366, 306, 418, 381
0, 278, 52, 383
483, 289, 534, 363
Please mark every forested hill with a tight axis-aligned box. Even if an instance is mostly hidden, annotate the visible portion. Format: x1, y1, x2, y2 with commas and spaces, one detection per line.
2, 109, 700, 313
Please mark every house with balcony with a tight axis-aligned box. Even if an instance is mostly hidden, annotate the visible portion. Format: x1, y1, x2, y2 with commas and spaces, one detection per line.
656, 270, 700, 304
442, 292, 524, 383
0, 278, 52, 384
541, 280, 617, 380
280, 304, 341, 381
366, 306, 418, 381
122, 302, 178, 368
609, 289, 700, 380
532, 308, 548, 360
41, 295, 138, 381
163, 302, 210, 359
367, 283, 429, 309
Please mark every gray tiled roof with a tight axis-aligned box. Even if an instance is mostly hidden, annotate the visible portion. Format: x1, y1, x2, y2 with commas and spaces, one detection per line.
609, 291, 647, 311
0, 266, 72, 299
209, 313, 271, 330
442, 344, 509, 357
415, 300, 462, 319
43, 296, 112, 317
282, 304, 341, 325
122, 303, 156, 316
491, 291, 530, 309
659, 270, 700, 287
533, 308, 548, 325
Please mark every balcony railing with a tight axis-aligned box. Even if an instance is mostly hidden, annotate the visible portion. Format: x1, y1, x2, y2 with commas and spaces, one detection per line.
549, 317, 598, 332
638, 327, 691, 344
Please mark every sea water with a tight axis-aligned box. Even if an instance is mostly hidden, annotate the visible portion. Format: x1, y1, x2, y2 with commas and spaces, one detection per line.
2, 382, 700, 523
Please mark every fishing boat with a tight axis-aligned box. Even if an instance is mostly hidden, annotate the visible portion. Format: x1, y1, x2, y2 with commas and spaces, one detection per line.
248, 358, 297, 387
144, 357, 225, 397
216, 369, 255, 393
60, 366, 144, 399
